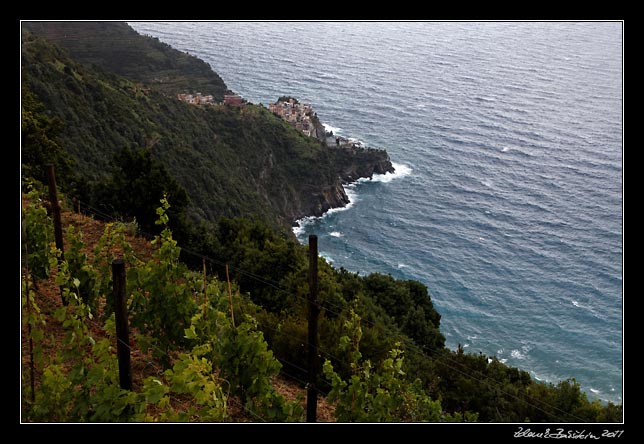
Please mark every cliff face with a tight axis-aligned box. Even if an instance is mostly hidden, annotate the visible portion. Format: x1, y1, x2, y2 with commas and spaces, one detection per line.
286, 142, 394, 221
331, 145, 395, 183
247, 141, 351, 226
301, 182, 350, 219
249, 128, 394, 224
288, 146, 393, 220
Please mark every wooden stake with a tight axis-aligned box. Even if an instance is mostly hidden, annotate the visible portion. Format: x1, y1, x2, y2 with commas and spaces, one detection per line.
307, 234, 320, 423
46, 165, 64, 257
112, 259, 132, 391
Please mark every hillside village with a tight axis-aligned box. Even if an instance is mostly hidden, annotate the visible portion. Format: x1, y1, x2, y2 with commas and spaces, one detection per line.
176, 93, 321, 138
268, 96, 319, 138
177, 93, 357, 146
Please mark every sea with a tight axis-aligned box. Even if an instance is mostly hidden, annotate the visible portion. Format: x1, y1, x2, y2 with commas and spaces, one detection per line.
128, 21, 623, 404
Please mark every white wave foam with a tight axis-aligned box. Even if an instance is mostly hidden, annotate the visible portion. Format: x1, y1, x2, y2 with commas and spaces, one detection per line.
391, 162, 413, 177
347, 137, 367, 147
590, 388, 601, 394
292, 188, 359, 240
292, 215, 317, 240
571, 299, 600, 318
328, 189, 358, 216
329, 231, 343, 238
292, 163, 409, 240
358, 162, 412, 184
321, 253, 334, 263
322, 123, 342, 135
510, 349, 525, 360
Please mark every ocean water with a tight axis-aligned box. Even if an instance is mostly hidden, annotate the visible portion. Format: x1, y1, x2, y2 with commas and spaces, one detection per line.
128, 21, 623, 404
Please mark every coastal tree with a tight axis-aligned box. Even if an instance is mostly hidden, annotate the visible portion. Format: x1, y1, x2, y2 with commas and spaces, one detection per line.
91, 146, 189, 238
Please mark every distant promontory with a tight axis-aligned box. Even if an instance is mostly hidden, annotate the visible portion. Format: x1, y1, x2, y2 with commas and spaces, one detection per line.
21, 21, 394, 231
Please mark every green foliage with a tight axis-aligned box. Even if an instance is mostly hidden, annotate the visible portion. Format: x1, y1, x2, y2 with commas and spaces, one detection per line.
323, 309, 444, 422
432, 348, 624, 422
21, 193, 623, 423
215, 217, 303, 312
65, 225, 101, 311
29, 364, 74, 422
90, 220, 139, 317
219, 316, 303, 421
93, 146, 190, 238
24, 297, 228, 422
186, 305, 304, 421
21, 85, 76, 189
158, 348, 228, 422
21, 275, 47, 407
128, 197, 197, 364
26, 258, 138, 422
362, 273, 445, 351
22, 21, 229, 100
22, 200, 229, 422
22, 183, 54, 280
218, 316, 282, 398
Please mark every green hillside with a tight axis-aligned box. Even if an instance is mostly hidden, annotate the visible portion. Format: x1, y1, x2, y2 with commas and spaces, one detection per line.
21, 23, 392, 234
22, 21, 229, 99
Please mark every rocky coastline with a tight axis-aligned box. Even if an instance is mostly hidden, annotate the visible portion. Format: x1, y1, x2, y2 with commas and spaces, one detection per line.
265, 96, 395, 224
290, 131, 395, 224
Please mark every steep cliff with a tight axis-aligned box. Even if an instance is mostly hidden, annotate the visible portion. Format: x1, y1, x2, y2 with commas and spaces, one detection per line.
331, 145, 395, 183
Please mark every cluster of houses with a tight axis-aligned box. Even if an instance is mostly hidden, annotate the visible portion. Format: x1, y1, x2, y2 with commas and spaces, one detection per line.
268, 97, 318, 138
176, 93, 321, 139
177, 92, 245, 107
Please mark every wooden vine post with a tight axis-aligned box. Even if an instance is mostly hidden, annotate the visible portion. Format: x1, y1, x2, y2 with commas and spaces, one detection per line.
46, 164, 64, 258
112, 259, 132, 391
307, 234, 320, 422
